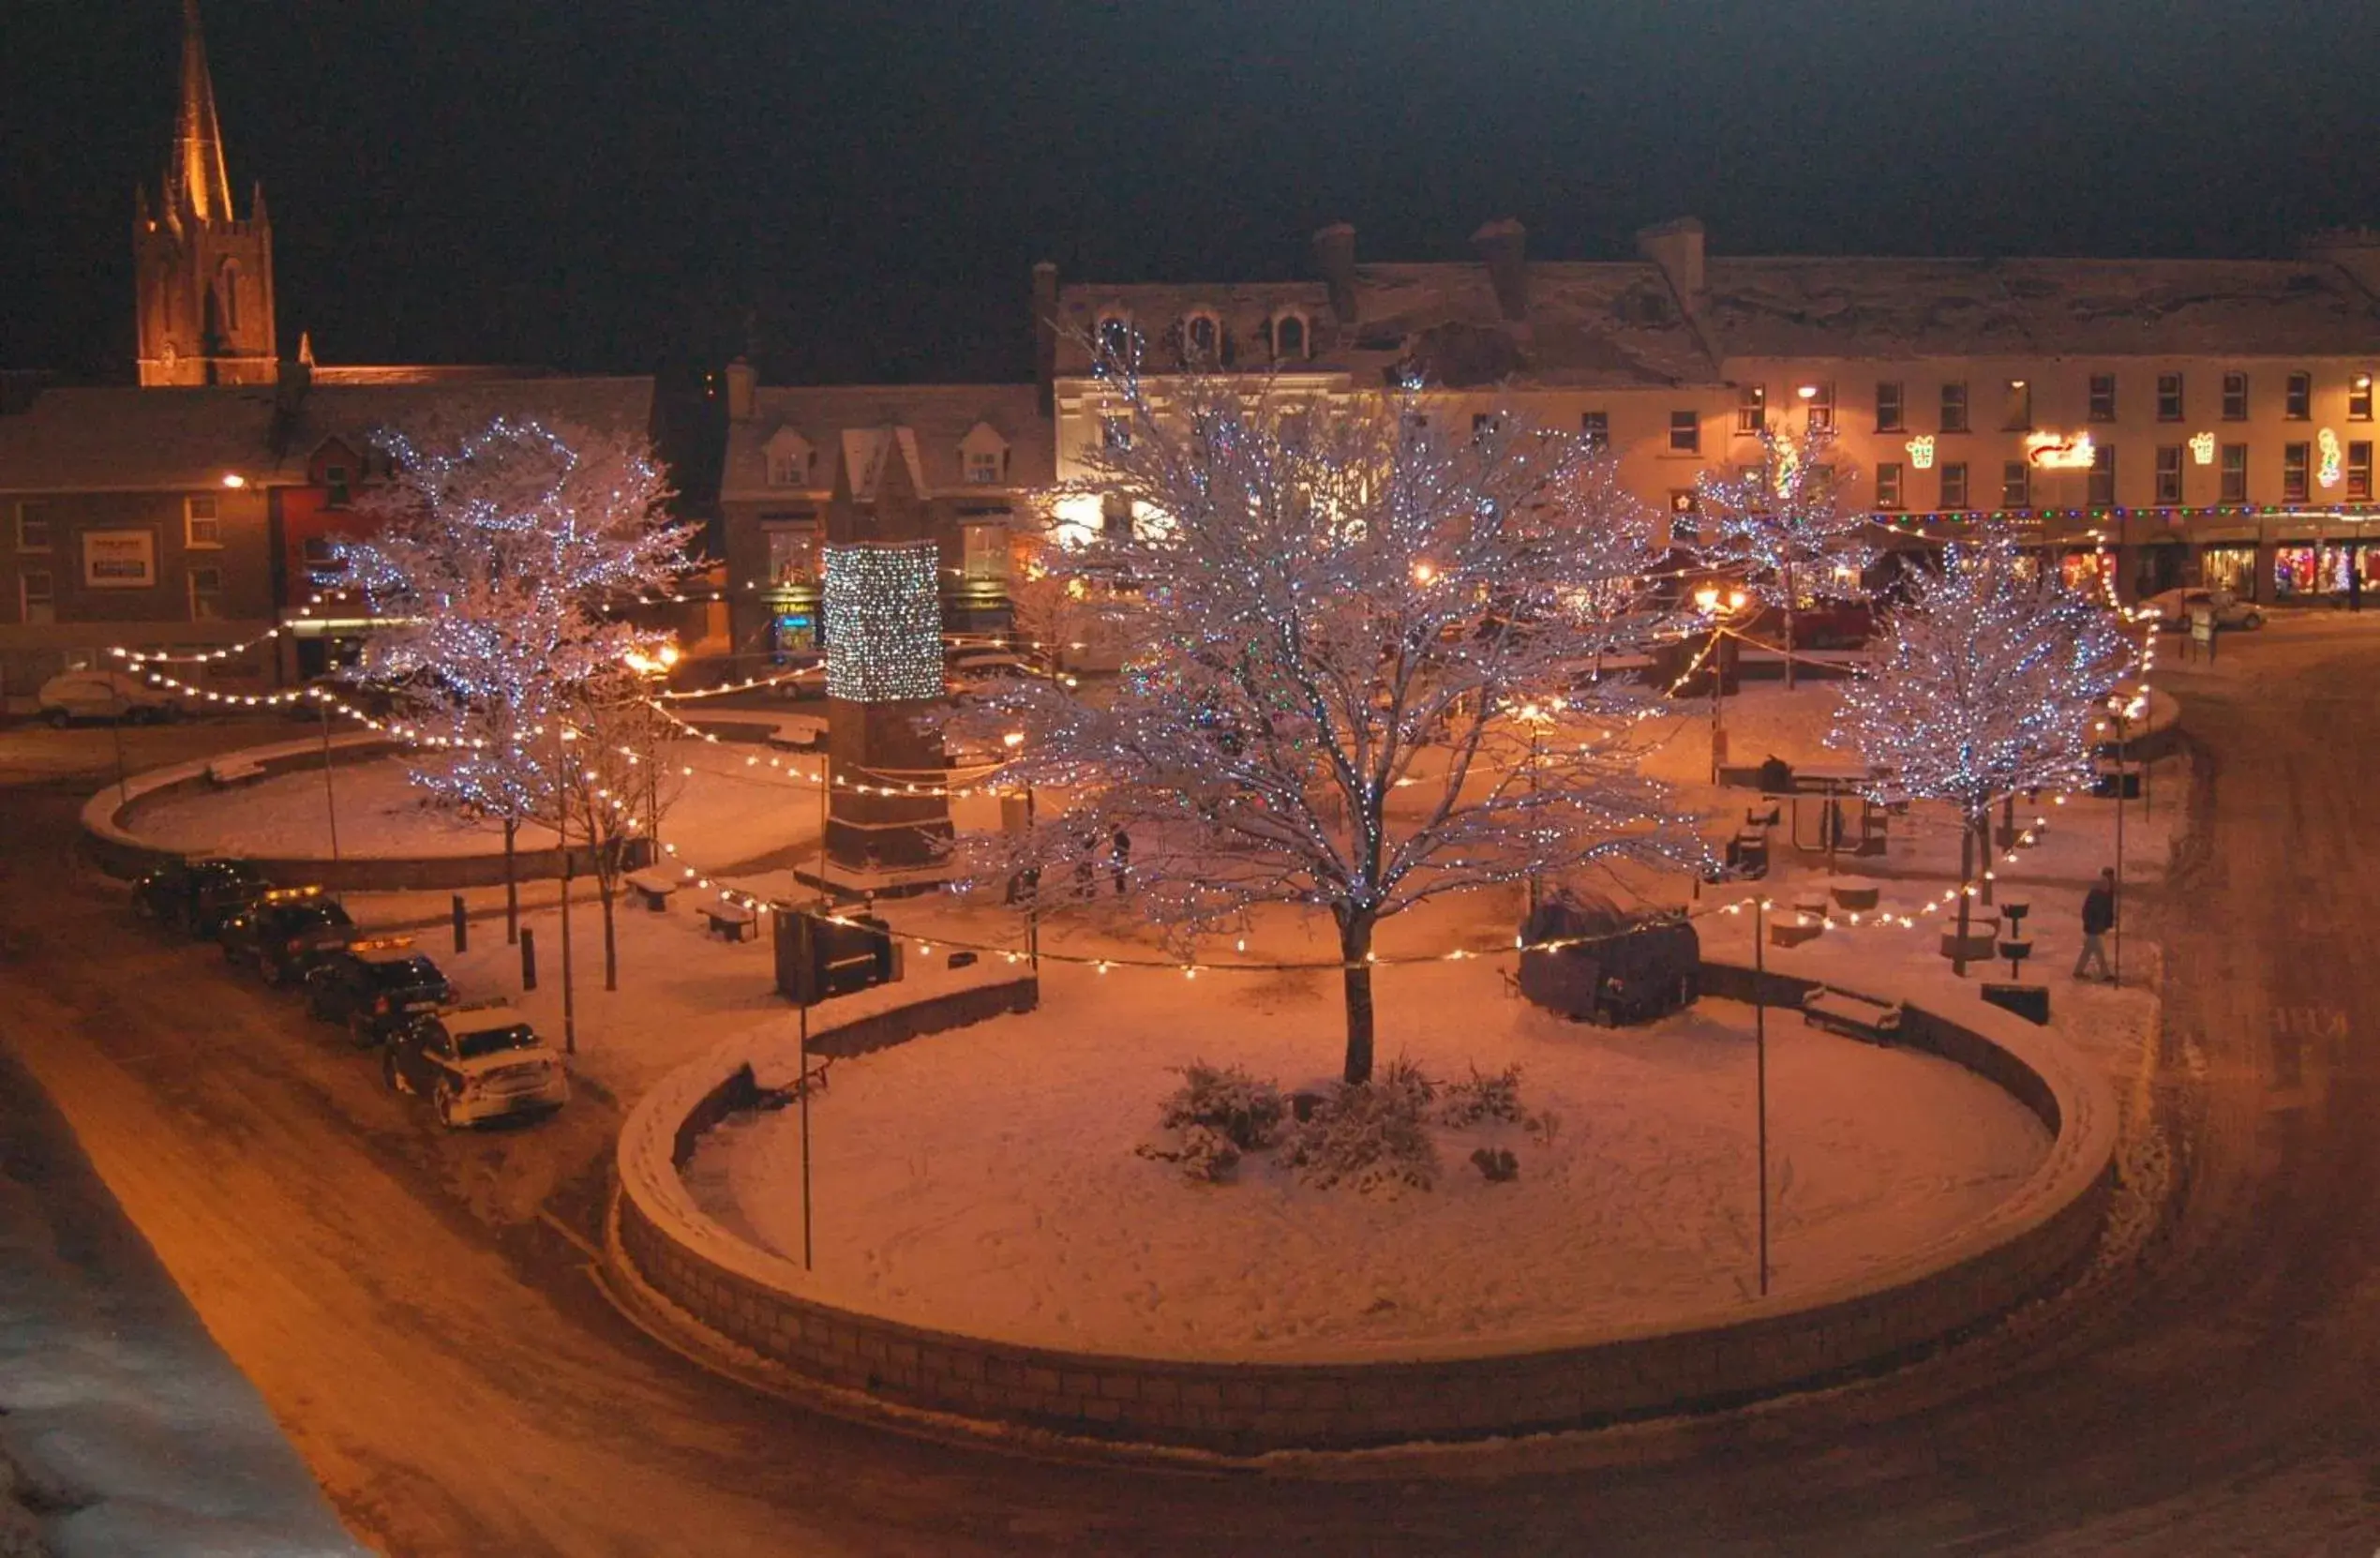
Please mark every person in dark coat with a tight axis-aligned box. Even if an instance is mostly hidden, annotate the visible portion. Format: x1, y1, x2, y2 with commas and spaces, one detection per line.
1110, 826, 1131, 896
2074, 867, 2117, 981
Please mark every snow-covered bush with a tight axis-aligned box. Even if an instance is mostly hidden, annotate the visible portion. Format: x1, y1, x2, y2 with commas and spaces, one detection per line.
1280, 1057, 1439, 1194
1440, 1062, 1525, 1127
1157, 1060, 1286, 1150
1471, 1146, 1519, 1183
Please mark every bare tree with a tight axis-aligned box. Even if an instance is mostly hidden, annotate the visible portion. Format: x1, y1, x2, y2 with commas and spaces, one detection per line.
553, 672, 684, 992
1693, 424, 1872, 687
959, 369, 1705, 1085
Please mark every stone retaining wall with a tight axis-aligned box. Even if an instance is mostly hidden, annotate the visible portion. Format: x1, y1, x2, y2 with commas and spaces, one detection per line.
611, 963, 2117, 1454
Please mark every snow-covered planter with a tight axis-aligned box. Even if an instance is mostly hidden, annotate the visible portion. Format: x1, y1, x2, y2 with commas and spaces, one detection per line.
1278, 1057, 1440, 1194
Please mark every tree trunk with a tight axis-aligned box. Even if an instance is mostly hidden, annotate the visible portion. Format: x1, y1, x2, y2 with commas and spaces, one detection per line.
1977, 811, 1997, 907
599, 869, 619, 993
559, 855, 576, 1054
1781, 562, 1797, 691
503, 818, 519, 946
1338, 910, 1377, 1086
1953, 809, 1976, 977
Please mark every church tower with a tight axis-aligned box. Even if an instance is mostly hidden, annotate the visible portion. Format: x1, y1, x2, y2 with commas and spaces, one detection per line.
135, 0, 275, 386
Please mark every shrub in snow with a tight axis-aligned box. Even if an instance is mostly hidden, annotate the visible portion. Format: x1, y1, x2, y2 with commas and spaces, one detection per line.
1157, 1060, 1287, 1150
1525, 1108, 1564, 1149
1471, 1146, 1519, 1183
1439, 1062, 1525, 1127
1280, 1057, 1439, 1194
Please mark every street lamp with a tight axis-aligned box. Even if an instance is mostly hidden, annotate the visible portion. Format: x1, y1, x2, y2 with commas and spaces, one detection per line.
1693, 585, 1751, 782
1515, 702, 1553, 918
1002, 731, 1039, 969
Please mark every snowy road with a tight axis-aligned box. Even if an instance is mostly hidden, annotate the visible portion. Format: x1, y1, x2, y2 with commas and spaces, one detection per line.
6, 618, 2380, 1553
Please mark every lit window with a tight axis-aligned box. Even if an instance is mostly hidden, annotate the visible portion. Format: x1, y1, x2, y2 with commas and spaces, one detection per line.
1939, 461, 1969, 509
2088, 374, 2117, 423
2221, 443, 2248, 502
2285, 371, 2312, 421
188, 565, 224, 621
2351, 375, 2373, 423
2001, 379, 2032, 431
2157, 373, 2185, 422
1667, 490, 1699, 543
2088, 444, 2117, 507
14, 502, 52, 552
1875, 461, 1904, 510
1939, 382, 1968, 433
2222, 372, 2249, 422
1804, 382, 1834, 431
965, 450, 1003, 485
2000, 460, 2030, 509
1668, 410, 1700, 455
1874, 381, 1904, 433
2155, 444, 2183, 504
2284, 442, 2311, 502
2347, 441, 2373, 502
185, 495, 221, 547
1735, 384, 1765, 436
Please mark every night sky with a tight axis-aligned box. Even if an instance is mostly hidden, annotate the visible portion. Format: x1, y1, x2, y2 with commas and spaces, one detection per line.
7, 0, 2378, 386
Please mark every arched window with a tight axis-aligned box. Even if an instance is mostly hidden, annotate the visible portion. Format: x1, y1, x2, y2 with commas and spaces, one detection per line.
1183, 311, 1220, 365
1274, 312, 1307, 362
1096, 313, 1132, 365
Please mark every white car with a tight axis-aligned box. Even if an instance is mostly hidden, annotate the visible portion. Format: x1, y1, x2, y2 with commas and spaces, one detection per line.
36, 667, 182, 727
2143, 587, 2264, 632
383, 1003, 570, 1128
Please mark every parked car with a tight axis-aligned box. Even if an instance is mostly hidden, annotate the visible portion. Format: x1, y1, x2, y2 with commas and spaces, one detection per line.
2143, 587, 2265, 631
132, 856, 270, 936
1754, 601, 1876, 651
217, 888, 356, 985
382, 1003, 570, 1128
36, 667, 181, 727
304, 937, 456, 1046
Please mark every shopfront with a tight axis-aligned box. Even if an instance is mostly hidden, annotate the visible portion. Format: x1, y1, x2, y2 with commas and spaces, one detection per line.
2271, 542, 2379, 599
2200, 545, 2259, 596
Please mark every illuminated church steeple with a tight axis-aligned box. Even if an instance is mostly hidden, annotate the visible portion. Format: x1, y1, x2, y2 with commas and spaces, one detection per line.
136, 0, 276, 386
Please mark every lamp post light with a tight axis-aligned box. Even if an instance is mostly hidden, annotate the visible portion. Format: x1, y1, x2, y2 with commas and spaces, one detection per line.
1516, 703, 1553, 918
1003, 730, 1038, 969
1692, 584, 1750, 783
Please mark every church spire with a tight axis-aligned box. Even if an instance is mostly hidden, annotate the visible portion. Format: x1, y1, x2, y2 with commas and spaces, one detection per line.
172, 0, 234, 221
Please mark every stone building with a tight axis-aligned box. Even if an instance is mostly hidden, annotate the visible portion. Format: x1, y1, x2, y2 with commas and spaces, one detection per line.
1038, 219, 2380, 603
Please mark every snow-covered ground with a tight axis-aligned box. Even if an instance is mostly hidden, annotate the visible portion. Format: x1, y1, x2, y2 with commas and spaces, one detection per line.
680, 964, 2048, 1362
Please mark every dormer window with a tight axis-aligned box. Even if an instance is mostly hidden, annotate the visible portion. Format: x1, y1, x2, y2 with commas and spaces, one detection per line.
1273, 311, 1309, 363
1096, 313, 1133, 364
1182, 311, 1221, 366
763, 426, 815, 487
966, 451, 1002, 484
958, 420, 1011, 487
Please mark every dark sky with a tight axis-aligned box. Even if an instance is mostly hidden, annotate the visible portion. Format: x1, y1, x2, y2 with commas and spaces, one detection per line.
7, 0, 2378, 385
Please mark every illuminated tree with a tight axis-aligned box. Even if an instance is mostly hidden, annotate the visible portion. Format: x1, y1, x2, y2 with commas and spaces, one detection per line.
1832, 530, 2133, 972
553, 670, 684, 992
337, 417, 693, 940
1693, 424, 1871, 687
959, 368, 1703, 1085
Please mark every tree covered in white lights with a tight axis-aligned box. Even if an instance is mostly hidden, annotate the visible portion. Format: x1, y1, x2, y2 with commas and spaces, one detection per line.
338, 417, 693, 941
959, 371, 1704, 1085
1693, 424, 1871, 687
1831, 530, 2133, 972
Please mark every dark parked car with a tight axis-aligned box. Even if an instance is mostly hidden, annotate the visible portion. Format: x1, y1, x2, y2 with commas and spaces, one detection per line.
383, 1004, 570, 1129
304, 937, 455, 1045
217, 888, 356, 985
132, 857, 269, 936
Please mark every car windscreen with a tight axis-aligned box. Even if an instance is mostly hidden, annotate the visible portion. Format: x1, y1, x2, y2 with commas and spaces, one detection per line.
368, 958, 445, 988
453, 1024, 538, 1060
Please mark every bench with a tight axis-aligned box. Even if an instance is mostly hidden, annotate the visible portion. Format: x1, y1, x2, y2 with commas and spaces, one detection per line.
766, 715, 828, 752
625, 869, 680, 913
207, 757, 265, 786
702, 900, 758, 942
1801, 985, 1904, 1042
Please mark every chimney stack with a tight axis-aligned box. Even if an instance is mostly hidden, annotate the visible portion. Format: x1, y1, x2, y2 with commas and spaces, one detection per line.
1312, 223, 1358, 326
1033, 261, 1060, 415
1472, 218, 1529, 322
1636, 217, 1708, 307
724, 356, 757, 423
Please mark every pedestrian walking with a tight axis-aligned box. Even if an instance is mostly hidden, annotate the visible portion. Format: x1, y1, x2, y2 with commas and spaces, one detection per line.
1110, 826, 1131, 896
2350, 560, 2364, 614
2073, 867, 2117, 981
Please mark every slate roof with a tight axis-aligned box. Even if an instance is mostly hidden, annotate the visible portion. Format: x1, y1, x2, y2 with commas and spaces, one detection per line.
722, 383, 1052, 500
0, 377, 655, 494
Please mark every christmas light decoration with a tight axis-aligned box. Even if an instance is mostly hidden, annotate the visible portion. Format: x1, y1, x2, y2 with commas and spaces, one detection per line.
823, 543, 945, 703
2319, 428, 2344, 489
2025, 430, 2096, 470
1906, 435, 1936, 471
2190, 431, 2217, 466
1693, 424, 1874, 688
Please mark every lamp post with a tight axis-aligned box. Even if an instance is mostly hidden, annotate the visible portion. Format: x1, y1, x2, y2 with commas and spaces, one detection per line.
1753, 893, 1770, 1297
1516, 703, 1551, 919
1003, 731, 1038, 969
1692, 584, 1749, 783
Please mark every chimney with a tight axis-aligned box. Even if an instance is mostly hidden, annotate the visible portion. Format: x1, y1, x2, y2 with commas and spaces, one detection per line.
1636, 217, 1708, 307
724, 356, 757, 423
1033, 261, 1059, 415
1312, 223, 1358, 326
1472, 218, 1529, 322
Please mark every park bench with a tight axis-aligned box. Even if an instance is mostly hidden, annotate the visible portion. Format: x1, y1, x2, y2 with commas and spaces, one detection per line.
206, 756, 264, 786
702, 899, 758, 943
625, 868, 680, 913
1801, 984, 1904, 1043
767, 715, 828, 751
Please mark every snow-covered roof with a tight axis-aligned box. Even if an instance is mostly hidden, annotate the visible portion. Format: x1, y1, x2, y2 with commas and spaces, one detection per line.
0, 376, 655, 494
721, 382, 1052, 502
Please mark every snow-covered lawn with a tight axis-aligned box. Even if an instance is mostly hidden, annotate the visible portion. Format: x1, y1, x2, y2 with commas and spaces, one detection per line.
681, 962, 2049, 1362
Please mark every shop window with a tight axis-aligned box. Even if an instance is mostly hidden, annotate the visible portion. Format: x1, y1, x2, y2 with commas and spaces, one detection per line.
20, 569, 53, 625
2221, 444, 2248, 502
763, 524, 816, 588
1939, 382, 1968, 433
2157, 373, 2185, 422
1735, 384, 1766, 436
2284, 371, 2312, 421
1579, 410, 1609, 446
2000, 460, 2030, 509
2088, 444, 2117, 507
2155, 445, 2184, 504
2088, 374, 2117, 423
961, 522, 1007, 583
2350, 441, 2373, 502
1939, 461, 1969, 509
185, 495, 221, 548
2222, 372, 2249, 421
188, 565, 224, 621
14, 501, 52, 552
2283, 442, 2311, 502
2200, 547, 2256, 594
2059, 551, 2107, 592
1875, 381, 1904, 433
2352, 374, 2373, 423
1668, 411, 1700, 455
1875, 461, 1904, 510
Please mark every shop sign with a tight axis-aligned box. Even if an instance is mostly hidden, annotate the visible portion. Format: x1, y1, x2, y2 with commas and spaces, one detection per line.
82, 530, 157, 589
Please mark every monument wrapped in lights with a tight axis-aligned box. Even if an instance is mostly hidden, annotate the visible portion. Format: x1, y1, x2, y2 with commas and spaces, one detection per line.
823, 543, 943, 702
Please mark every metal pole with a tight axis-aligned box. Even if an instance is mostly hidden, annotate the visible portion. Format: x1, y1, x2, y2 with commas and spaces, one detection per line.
1755, 894, 1769, 1297
110, 679, 130, 807
555, 718, 576, 1054
319, 697, 342, 864
1025, 781, 1040, 972
2113, 716, 2126, 989
1526, 725, 1542, 920
1709, 626, 1724, 784
799, 996, 814, 1272
816, 752, 831, 901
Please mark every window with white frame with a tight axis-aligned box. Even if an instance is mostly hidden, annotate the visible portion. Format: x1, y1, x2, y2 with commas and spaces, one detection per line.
1939, 461, 1969, 509
1939, 381, 1969, 433
1734, 384, 1765, 436
1874, 381, 1905, 433
2284, 371, 2312, 421
2283, 442, 2311, 502
14, 501, 52, 552
961, 521, 1007, 582
2221, 443, 2248, 501
2000, 460, 2030, 509
1579, 410, 1609, 445
2347, 441, 2372, 502
2001, 379, 2033, 431
2155, 444, 2183, 504
2088, 443, 2117, 507
20, 569, 54, 624
763, 520, 816, 587
2088, 374, 2117, 422
185, 495, 221, 547
2157, 373, 2185, 422
2351, 374, 2373, 422
2222, 372, 2249, 421
1804, 382, 1834, 431
1875, 460, 1904, 509
188, 564, 224, 621
1668, 410, 1700, 455
965, 449, 1003, 485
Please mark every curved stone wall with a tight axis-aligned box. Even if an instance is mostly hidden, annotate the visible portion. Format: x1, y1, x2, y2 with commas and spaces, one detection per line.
609, 964, 2118, 1454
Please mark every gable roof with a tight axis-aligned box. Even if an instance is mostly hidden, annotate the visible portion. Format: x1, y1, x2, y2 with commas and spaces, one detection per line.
721, 382, 1052, 500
